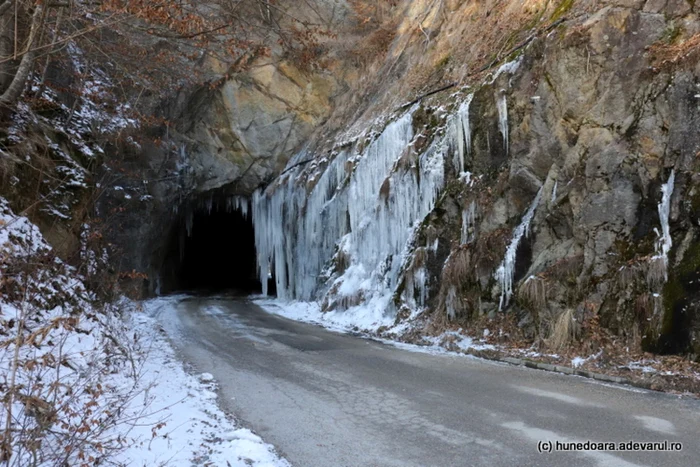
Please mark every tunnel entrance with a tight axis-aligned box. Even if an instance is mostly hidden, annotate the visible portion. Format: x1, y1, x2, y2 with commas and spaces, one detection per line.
159, 194, 265, 295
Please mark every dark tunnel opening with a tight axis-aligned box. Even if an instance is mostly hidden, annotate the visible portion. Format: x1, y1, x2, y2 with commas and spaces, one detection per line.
159, 194, 272, 296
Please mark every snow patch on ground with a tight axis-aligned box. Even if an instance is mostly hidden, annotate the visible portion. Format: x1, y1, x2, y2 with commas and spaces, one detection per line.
254, 297, 394, 333
426, 330, 497, 352
114, 310, 289, 467
253, 298, 495, 357
625, 360, 660, 374
572, 357, 586, 368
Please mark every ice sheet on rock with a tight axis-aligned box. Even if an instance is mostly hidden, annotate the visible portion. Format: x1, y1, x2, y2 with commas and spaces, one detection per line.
461, 201, 477, 245
253, 97, 507, 322
652, 170, 675, 282
495, 187, 543, 311
496, 92, 509, 155
488, 56, 523, 84
254, 110, 445, 310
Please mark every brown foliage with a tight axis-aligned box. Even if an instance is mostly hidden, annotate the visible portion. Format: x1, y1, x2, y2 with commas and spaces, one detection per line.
649, 32, 700, 71
348, 25, 397, 69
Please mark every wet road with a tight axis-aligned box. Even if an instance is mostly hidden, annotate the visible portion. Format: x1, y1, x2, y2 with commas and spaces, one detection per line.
149, 295, 700, 467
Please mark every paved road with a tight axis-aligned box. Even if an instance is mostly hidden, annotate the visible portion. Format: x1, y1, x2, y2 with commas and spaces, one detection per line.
150, 295, 700, 467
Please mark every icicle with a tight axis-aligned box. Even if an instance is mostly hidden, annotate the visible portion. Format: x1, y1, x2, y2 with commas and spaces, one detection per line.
347, 112, 417, 286
415, 267, 427, 307
185, 209, 194, 237
495, 187, 543, 311
232, 196, 249, 219
241, 199, 249, 219
551, 180, 558, 204
496, 91, 508, 155
179, 230, 186, 261
403, 264, 428, 309
461, 201, 477, 244
445, 286, 458, 320
428, 238, 439, 252
653, 170, 675, 281
450, 94, 473, 174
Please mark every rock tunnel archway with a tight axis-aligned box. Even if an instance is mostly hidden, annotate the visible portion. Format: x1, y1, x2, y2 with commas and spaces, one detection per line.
158, 192, 273, 295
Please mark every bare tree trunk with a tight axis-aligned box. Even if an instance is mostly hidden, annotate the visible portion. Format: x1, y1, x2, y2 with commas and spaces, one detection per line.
0, 1, 12, 17
36, 6, 63, 97
0, 2, 43, 106
0, 1, 14, 92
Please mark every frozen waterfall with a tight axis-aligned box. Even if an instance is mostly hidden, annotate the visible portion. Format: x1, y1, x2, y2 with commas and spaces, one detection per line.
461, 201, 477, 245
653, 170, 675, 282
450, 94, 473, 174
496, 91, 508, 155
252, 101, 460, 314
253, 111, 445, 304
495, 187, 543, 311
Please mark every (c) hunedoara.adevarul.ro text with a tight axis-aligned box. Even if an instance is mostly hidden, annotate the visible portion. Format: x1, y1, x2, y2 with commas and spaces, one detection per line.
537, 440, 682, 453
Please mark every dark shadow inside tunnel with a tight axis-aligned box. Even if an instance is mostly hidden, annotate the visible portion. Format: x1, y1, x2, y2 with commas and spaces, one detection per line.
159, 196, 266, 295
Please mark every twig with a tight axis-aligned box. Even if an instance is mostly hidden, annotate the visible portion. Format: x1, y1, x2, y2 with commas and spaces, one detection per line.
399, 82, 457, 109
278, 158, 314, 177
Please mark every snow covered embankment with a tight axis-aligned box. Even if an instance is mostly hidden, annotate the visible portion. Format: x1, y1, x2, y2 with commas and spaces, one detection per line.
0, 199, 287, 466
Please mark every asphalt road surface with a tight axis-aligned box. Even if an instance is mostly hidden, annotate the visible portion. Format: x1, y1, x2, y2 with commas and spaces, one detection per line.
149, 295, 700, 467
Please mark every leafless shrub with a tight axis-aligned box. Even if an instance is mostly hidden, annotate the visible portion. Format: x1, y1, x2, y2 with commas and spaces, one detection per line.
346, 25, 397, 69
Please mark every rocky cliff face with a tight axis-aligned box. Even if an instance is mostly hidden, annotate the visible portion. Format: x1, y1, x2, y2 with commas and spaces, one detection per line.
247, 0, 700, 359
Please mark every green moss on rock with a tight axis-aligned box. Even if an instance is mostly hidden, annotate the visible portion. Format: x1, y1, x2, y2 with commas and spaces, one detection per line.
653, 240, 700, 354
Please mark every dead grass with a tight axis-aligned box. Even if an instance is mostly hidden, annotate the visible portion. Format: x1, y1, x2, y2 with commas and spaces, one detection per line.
334, 247, 351, 276
547, 308, 578, 350
437, 247, 474, 320
442, 247, 472, 284
618, 262, 642, 289
474, 227, 509, 273
634, 292, 654, 324
379, 177, 391, 204
518, 275, 548, 311
645, 256, 667, 291
411, 246, 427, 271
649, 31, 700, 71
